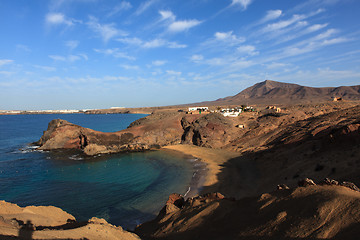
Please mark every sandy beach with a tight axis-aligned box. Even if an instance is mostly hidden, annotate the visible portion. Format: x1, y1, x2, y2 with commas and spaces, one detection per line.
163, 145, 244, 196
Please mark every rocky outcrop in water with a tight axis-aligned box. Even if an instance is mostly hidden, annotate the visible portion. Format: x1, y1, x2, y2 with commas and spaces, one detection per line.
35, 112, 238, 155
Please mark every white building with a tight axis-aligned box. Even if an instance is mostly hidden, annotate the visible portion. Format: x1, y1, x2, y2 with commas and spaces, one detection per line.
220, 108, 242, 117
188, 107, 209, 112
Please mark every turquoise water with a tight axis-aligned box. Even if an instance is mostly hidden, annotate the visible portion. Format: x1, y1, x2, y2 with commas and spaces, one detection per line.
0, 114, 195, 229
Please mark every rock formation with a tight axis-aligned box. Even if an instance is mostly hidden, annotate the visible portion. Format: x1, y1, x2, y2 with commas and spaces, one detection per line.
35, 111, 239, 155
197, 80, 360, 105
0, 200, 140, 240
135, 180, 360, 240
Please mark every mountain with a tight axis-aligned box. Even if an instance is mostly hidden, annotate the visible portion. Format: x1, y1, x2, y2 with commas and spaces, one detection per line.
201, 80, 360, 105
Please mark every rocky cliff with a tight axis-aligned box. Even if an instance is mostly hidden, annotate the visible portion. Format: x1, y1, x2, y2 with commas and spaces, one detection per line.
135, 179, 360, 240
35, 112, 241, 155
0, 200, 140, 240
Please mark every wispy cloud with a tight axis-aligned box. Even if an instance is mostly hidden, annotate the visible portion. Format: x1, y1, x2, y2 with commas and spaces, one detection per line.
266, 62, 290, 69
261, 14, 306, 33
16, 44, 31, 52
237, 45, 259, 56
65, 40, 79, 50
168, 19, 202, 33
117, 37, 187, 49
135, 0, 158, 16
120, 64, 139, 70
158, 10, 202, 33
275, 23, 329, 44
214, 31, 245, 45
87, 16, 127, 42
94, 48, 135, 60
0, 71, 14, 76
190, 54, 204, 63
0, 59, 14, 66
159, 10, 176, 21
166, 70, 182, 76
260, 10, 283, 23
231, 0, 254, 10
33, 65, 57, 72
152, 60, 167, 66
45, 13, 75, 26
107, 1, 132, 17
49, 54, 87, 62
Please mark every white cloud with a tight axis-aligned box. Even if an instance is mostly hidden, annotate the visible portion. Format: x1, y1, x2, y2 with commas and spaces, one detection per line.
305, 23, 328, 33
16, 44, 31, 52
275, 23, 329, 44
48, 54, 87, 62
237, 45, 259, 56
94, 48, 135, 60
120, 64, 139, 70
87, 16, 127, 42
0, 71, 14, 76
78, 53, 88, 61
231, 0, 253, 10
190, 55, 204, 62
166, 70, 182, 76
107, 1, 132, 17
264, 10, 282, 22
266, 62, 289, 69
65, 40, 79, 50
45, 13, 74, 26
68, 55, 81, 62
168, 20, 202, 32
152, 60, 167, 66
135, 0, 158, 16
117, 37, 186, 49
159, 10, 176, 21
214, 31, 245, 45
49, 55, 66, 61
262, 14, 306, 33
312, 28, 337, 41
143, 39, 167, 48
118, 37, 143, 45
322, 37, 350, 46
281, 34, 352, 58
0, 59, 13, 66
33, 65, 56, 72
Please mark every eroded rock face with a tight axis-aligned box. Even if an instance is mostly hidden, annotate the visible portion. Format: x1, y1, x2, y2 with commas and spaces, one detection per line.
0, 200, 140, 240
181, 113, 234, 148
35, 112, 239, 155
135, 184, 360, 240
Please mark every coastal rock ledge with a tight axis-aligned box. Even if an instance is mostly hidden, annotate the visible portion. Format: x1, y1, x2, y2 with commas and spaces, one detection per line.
35, 112, 237, 155
0, 200, 140, 240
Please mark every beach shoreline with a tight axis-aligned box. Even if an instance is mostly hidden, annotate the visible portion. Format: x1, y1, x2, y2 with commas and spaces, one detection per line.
162, 145, 242, 196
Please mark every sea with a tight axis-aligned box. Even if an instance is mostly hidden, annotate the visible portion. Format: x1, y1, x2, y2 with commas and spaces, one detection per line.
0, 113, 203, 230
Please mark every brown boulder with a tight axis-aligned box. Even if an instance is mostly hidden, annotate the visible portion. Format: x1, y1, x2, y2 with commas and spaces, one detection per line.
340, 181, 360, 192
298, 178, 316, 187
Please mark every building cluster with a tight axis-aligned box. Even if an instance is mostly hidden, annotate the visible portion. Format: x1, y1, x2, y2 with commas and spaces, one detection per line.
0, 109, 83, 115
185, 106, 256, 117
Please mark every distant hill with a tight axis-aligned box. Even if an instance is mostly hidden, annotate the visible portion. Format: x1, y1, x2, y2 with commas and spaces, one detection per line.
197, 80, 360, 106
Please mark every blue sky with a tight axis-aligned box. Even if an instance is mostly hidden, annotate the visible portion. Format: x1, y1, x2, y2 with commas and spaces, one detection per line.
1, 0, 359, 110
